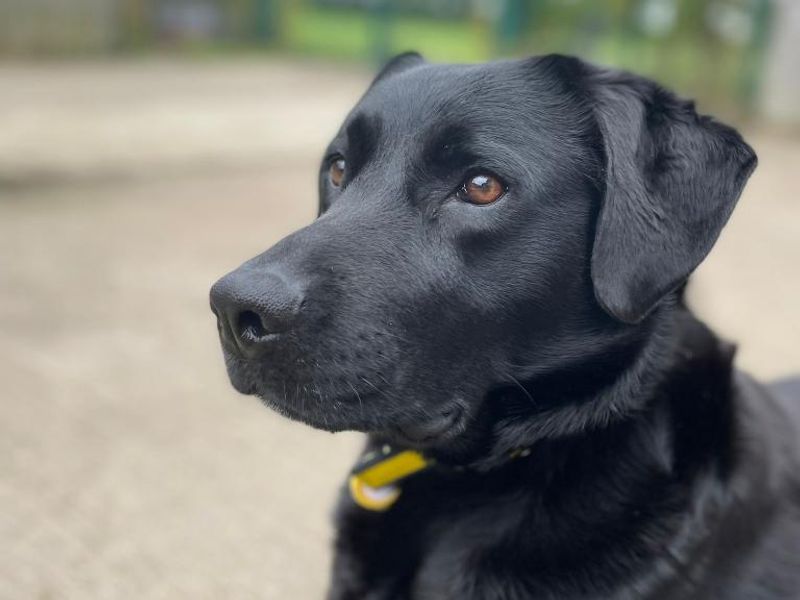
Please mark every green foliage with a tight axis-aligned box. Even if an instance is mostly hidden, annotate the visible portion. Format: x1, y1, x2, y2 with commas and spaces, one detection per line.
283, 4, 488, 62
281, 0, 770, 116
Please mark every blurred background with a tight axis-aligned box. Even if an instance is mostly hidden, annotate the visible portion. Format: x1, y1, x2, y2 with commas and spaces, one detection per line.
1, 1, 798, 598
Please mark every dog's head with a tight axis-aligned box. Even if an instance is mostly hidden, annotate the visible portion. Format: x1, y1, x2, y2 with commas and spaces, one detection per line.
210, 54, 755, 454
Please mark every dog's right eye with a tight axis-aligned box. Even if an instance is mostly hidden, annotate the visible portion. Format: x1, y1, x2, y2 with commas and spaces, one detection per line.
457, 172, 506, 205
329, 157, 346, 187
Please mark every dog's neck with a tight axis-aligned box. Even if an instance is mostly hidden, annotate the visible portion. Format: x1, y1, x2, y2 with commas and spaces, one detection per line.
357, 306, 740, 596
491, 304, 737, 487
489, 307, 738, 592
374, 304, 736, 478
413, 303, 681, 469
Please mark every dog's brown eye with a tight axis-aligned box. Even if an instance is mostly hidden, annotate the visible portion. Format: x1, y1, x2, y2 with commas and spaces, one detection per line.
459, 173, 505, 205
329, 157, 346, 187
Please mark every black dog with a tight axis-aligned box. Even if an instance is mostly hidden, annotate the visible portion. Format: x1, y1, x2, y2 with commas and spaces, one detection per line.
210, 54, 800, 599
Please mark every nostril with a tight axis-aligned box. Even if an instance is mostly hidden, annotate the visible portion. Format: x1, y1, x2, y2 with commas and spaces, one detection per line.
237, 310, 269, 340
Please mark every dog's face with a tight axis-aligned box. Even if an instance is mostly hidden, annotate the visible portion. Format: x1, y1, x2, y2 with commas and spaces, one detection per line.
211, 54, 755, 453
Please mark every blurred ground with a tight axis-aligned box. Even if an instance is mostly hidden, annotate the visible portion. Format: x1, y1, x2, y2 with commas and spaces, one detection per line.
0, 58, 798, 600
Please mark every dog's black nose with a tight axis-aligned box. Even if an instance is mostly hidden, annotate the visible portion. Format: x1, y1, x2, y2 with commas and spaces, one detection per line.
210, 268, 303, 358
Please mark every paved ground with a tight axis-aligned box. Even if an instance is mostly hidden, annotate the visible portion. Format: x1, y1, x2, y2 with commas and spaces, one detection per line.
0, 58, 798, 600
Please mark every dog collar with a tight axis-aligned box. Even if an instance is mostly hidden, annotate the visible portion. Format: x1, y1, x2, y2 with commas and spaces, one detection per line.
348, 444, 532, 511
348, 445, 430, 511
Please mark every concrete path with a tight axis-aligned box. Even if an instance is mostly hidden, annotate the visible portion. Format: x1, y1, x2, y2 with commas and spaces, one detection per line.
0, 58, 797, 599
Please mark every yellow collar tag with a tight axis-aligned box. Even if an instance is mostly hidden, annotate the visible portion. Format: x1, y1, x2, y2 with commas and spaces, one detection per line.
349, 448, 430, 511
348, 476, 402, 511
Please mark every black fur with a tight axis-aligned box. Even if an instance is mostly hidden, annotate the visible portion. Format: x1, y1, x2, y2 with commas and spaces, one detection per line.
210, 54, 800, 599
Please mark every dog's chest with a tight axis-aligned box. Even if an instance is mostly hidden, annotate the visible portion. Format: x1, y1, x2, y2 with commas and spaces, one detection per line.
330, 485, 526, 599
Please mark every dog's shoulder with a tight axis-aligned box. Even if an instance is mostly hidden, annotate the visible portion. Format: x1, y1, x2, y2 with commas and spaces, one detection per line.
711, 370, 800, 598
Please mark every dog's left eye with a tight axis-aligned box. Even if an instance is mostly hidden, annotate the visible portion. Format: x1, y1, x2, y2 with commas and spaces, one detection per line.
457, 173, 506, 205
329, 156, 346, 187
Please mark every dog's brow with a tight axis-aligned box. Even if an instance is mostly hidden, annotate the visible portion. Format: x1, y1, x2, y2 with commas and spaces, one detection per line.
423, 123, 478, 175
345, 113, 382, 173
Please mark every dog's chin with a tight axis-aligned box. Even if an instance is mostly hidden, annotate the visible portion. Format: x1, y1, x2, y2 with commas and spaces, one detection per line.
253, 388, 472, 449
225, 364, 374, 432
255, 393, 357, 432
226, 371, 371, 432
385, 404, 468, 448
224, 356, 474, 447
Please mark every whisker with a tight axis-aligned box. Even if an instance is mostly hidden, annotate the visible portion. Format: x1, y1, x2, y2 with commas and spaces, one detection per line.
348, 382, 364, 417
371, 329, 411, 344
374, 372, 391, 387
359, 376, 393, 401
508, 374, 536, 407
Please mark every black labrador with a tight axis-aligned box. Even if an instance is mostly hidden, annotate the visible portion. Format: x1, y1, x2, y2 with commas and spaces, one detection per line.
210, 54, 800, 599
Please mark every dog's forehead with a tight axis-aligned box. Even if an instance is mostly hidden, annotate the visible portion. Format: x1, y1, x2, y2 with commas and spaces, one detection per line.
362, 63, 498, 119
346, 59, 570, 147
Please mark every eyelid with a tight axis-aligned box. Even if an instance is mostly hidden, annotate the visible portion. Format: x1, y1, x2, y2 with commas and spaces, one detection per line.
464, 166, 505, 180
324, 152, 344, 165
323, 153, 343, 175
455, 169, 508, 193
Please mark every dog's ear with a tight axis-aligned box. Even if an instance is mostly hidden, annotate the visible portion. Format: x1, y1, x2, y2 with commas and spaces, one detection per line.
586, 66, 757, 324
371, 51, 425, 87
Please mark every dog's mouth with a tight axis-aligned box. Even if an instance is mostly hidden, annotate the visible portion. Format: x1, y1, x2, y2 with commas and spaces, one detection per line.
260, 387, 468, 448
223, 352, 470, 447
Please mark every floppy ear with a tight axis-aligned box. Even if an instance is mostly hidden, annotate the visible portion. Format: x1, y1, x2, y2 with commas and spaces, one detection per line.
587, 67, 757, 324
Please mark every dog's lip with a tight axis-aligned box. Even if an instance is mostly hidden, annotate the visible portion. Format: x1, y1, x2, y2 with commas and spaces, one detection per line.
254, 380, 466, 442
222, 354, 467, 440
252, 384, 385, 432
